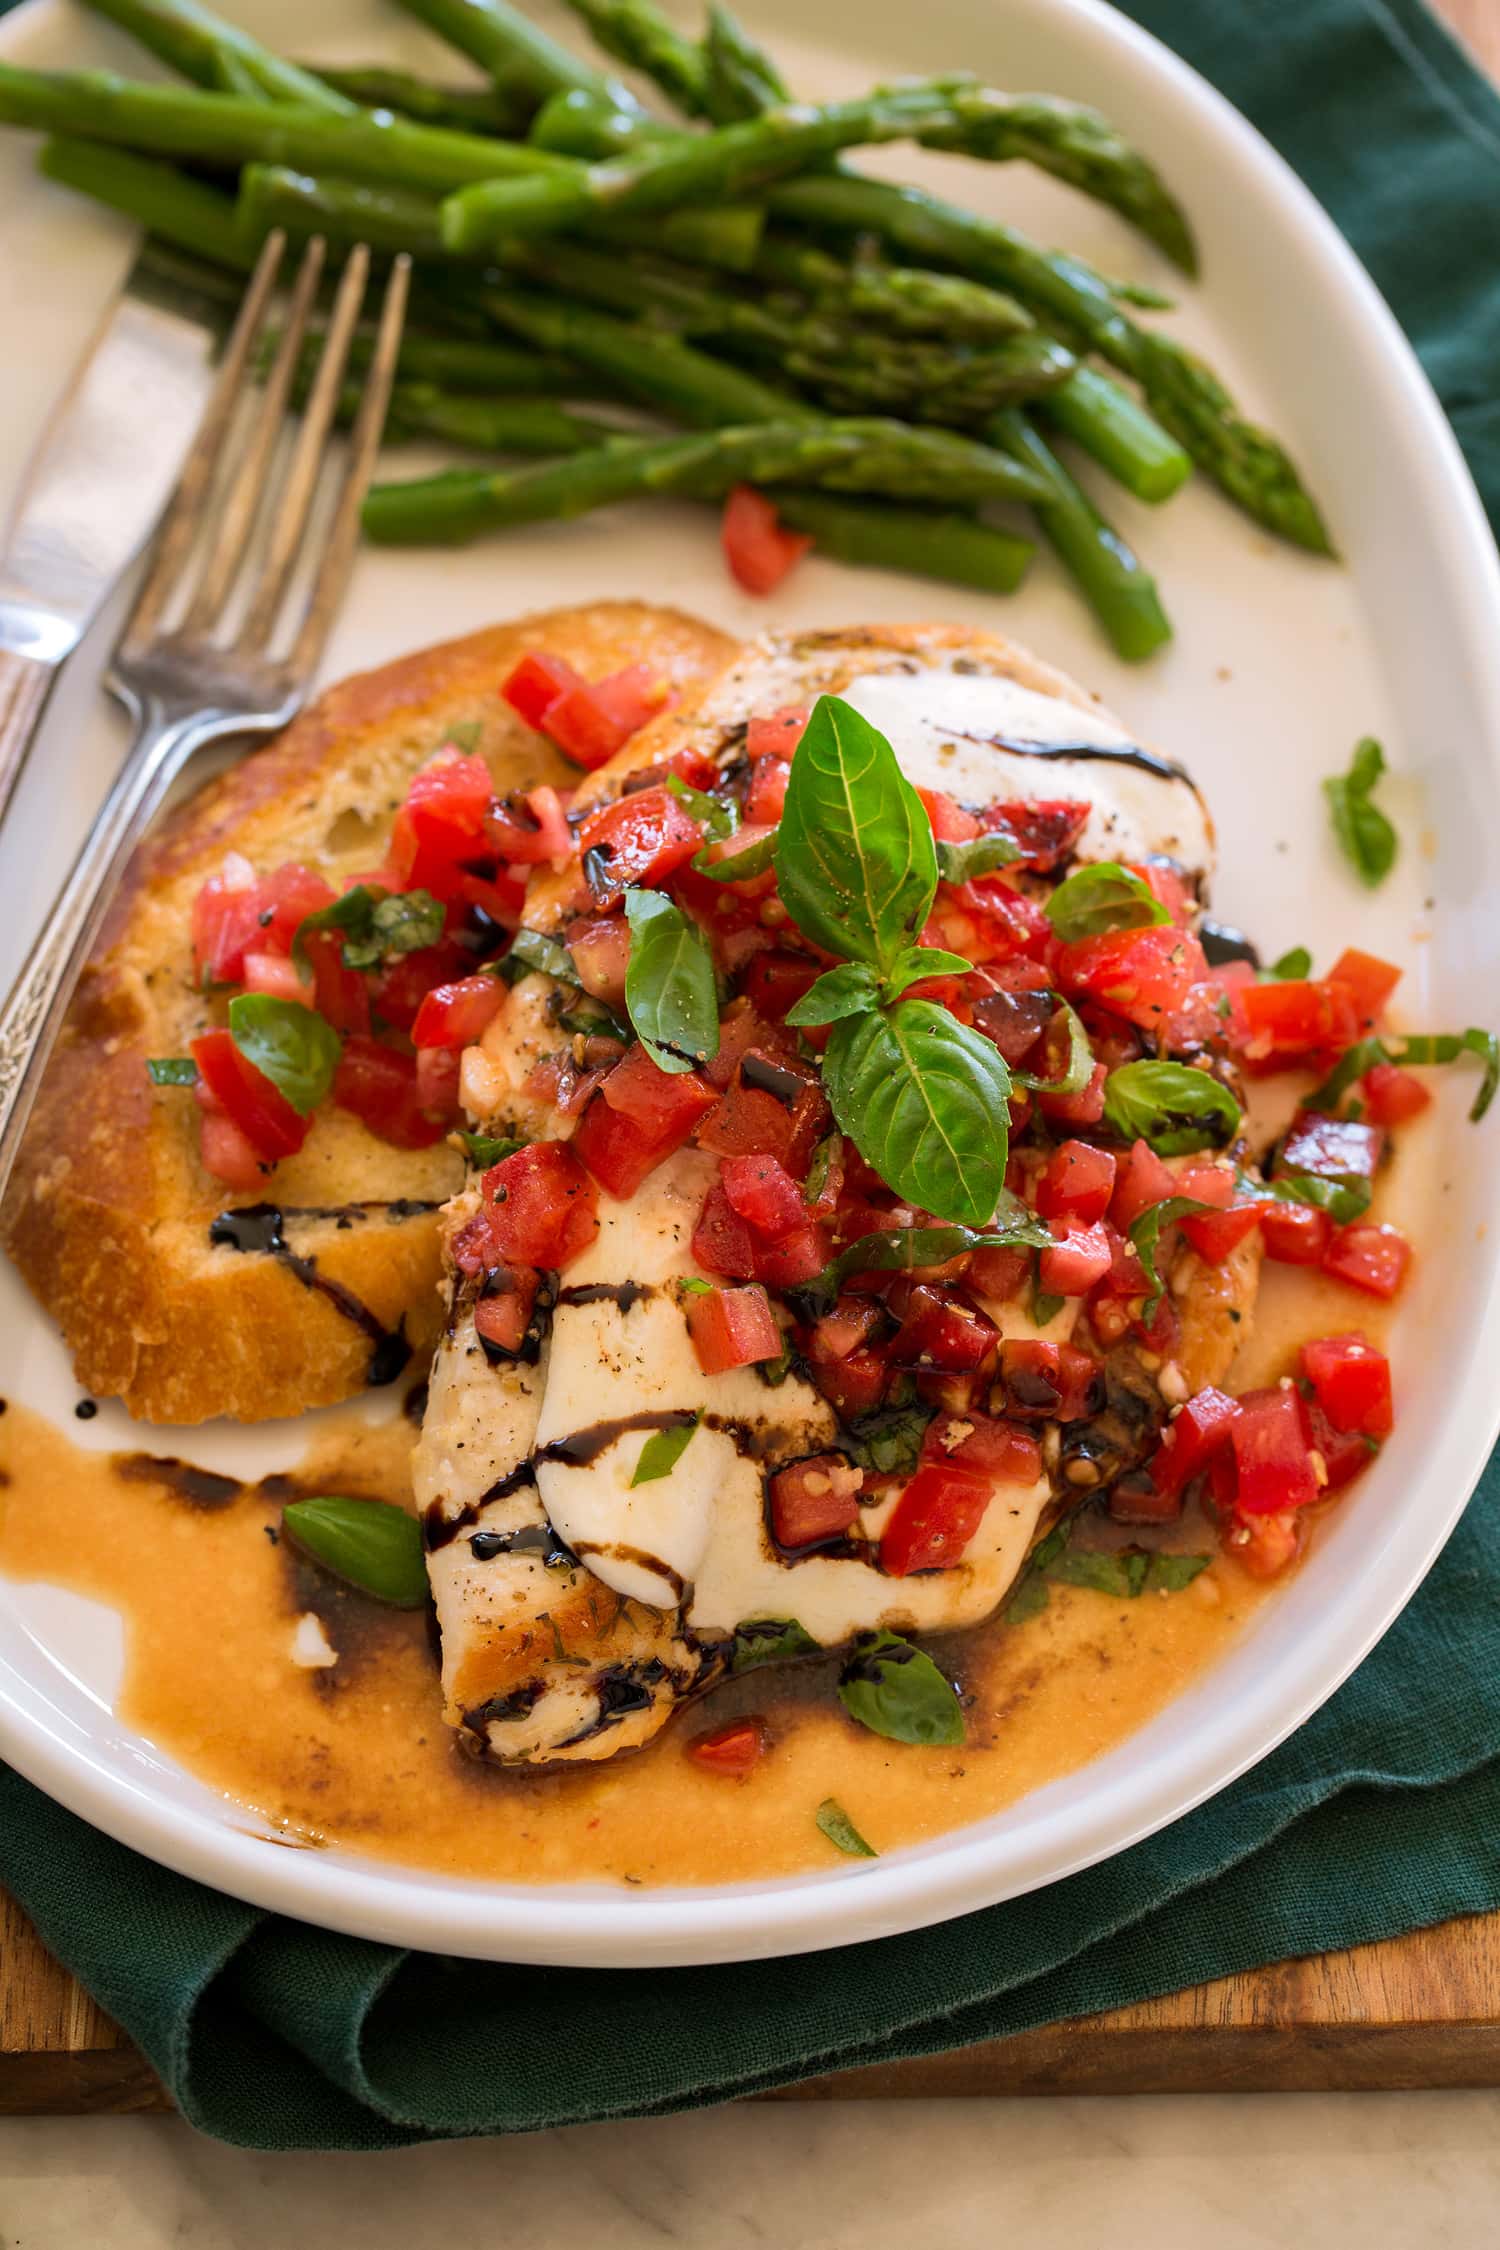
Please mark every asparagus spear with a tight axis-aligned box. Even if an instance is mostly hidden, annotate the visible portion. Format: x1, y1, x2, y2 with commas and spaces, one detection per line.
753, 236, 1034, 341
1039, 365, 1190, 503
388, 0, 626, 109
76, 0, 355, 111
300, 64, 532, 135
554, 0, 709, 116
383, 383, 616, 453
988, 409, 1171, 662
363, 415, 1051, 543
700, 1, 789, 124
38, 134, 252, 266
766, 490, 1034, 594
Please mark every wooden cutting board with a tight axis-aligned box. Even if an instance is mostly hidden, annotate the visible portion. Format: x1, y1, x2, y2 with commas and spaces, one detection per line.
3, 0, 1498, 2125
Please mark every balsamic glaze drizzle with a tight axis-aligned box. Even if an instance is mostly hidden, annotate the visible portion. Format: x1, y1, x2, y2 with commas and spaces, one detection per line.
943, 730, 1193, 784
208, 1204, 412, 1386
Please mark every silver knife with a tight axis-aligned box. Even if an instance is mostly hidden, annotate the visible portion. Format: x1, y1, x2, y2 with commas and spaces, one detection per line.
0, 253, 226, 827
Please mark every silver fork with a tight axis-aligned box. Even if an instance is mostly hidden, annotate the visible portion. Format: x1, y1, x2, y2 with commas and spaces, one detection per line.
0, 231, 409, 1200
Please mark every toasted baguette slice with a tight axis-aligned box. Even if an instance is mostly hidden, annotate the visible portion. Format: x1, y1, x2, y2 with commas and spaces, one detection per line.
1, 602, 735, 1425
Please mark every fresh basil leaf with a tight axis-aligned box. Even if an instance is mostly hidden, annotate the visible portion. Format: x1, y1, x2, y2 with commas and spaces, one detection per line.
1004, 1572, 1051, 1623
1267, 1171, 1372, 1227
1262, 945, 1312, 982
838, 1630, 965, 1747
802, 1132, 841, 1209
1129, 1193, 1216, 1317
668, 771, 738, 841
1013, 997, 1094, 1095
841, 1387, 936, 1476
1044, 861, 1170, 943
1309, 1028, 1499, 1125
1325, 735, 1397, 887
631, 1410, 701, 1486
1102, 1060, 1242, 1155
823, 998, 1013, 1228
881, 944, 973, 1001
1031, 1286, 1066, 1327
1144, 1552, 1211, 1592
293, 884, 443, 973
694, 829, 777, 883
282, 1495, 428, 1608
677, 1275, 715, 1298
731, 1616, 820, 1673
500, 927, 582, 987
557, 997, 632, 1044
756, 1334, 795, 1386
147, 1055, 199, 1086
1049, 1547, 1150, 1598
622, 890, 720, 1074
461, 1131, 526, 1166
786, 962, 881, 1029
791, 1208, 1050, 1319
816, 1797, 877, 1858
227, 994, 341, 1116
936, 830, 1021, 883
775, 695, 936, 973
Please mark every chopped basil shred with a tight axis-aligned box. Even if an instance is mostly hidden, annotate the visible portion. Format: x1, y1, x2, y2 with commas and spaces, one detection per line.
630, 1411, 701, 1486
816, 1798, 878, 1858
281, 1495, 428, 1608
460, 1131, 526, 1166
837, 1630, 965, 1747
731, 1617, 820, 1673
801, 1132, 841, 1209
695, 829, 777, 882
1043, 861, 1170, 943
1266, 1170, 1372, 1227
501, 927, 581, 987
935, 829, 1021, 883
1006, 1517, 1210, 1620
147, 1055, 199, 1087
840, 1382, 935, 1476
1308, 1029, 1500, 1124
791, 1207, 1050, 1319
1030, 1285, 1066, 1328
1129, 1193, 1217, 1318
623, 889, 721, 1073
1262, 945, 1312, 981
1102, 1060, 1242, 1154
668, 771, 738, 842
1013, 997, 1094, 1096
292, 884, 442, 972
227, 994, 340, 1116
1324, 735, 1397, 887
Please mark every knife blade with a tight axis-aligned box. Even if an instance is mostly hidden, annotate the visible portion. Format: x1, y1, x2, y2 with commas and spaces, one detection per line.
0, 254, 226, 823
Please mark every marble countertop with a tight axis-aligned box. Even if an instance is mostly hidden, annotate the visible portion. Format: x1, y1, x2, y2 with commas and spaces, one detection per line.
3, 2093, 1500, 2246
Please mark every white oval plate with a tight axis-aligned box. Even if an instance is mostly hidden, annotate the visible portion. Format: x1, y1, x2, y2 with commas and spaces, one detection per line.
1, 0, 1498, 1969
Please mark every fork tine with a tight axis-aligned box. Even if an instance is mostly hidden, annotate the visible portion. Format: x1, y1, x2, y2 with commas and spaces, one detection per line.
236, 244, 372, 653
177, 236, 327, 638
288, 254, 412, 685
118, 230, 286, 662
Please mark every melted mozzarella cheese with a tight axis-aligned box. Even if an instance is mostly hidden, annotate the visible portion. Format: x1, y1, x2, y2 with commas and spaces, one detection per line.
840, 669, 1212, 874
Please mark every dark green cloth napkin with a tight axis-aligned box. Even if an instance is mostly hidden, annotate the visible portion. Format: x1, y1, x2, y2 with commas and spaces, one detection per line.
3, 0, 1500, 2150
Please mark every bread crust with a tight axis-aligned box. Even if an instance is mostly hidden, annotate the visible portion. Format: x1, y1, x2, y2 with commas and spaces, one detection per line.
1, 602, 735, 1424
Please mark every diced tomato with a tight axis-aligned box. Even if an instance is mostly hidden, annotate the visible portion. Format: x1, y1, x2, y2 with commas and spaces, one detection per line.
746, 707, 807, 761
411, 974, 505, 1051
743, 949, 821, 1022
809, 1348, 889, 1419
371, 938, 473, 1030
255, 863, 337, 957
1038, 1058, 1108, 1128
1039, 1219, 1112, 1297
1175, 1162, 1235, 1211
986, 799, 1089, 873
888, 1283, 998, 1373
1110, 1138, 1178, 1230
197, 1109, 266, 1189
1321, 1222, 1411, 1299
299, 930, 371, 1037
472, 1141, 599, 1270
947, 878, 1054, 966
1277, 1111, 1386, 1187
1053, 1340, 1104, 1422
697, 1050, 829, 1177
916, 787, 981, 844
1148, 1386, 1238, 1498
600, 1041, 718, 1133
687, 1716, 769, 1775
414, 1043, 462, 1118
1057, 924, 1207, 1031
388, 753, 493, 898
191, 1027, 309, 1162
684, 1282, 781, 1375
995, 1339, 1063, 1420
1037, 1140, 1117, 1225
191, 862, 265, 985
1179, 1203, 1261, 1263
1304, 1395, 1379, 1491
754, 1221, 833, 1290
240, 950, 311, 1004
1229, 1388, 1320, 1514
543, 664, 671, 770
691, 1180, 758, 1279
331, 1037, 449, 1149
1233, 977, 1360, 1063
1229, 1509, 1302, 1579
720, 1153, 806, 1240
721, 484, 812, 595
1128, 859, 1195, 924
967, 1244, 1030, 1303
879, 1461, 991, 1575
938, 1412, 1043, 1486
1300, 1332, 1393, 1437
1107, 1470, 1184, 1526
484, 784, 571, 867
564, 912, 630, 1009
1362, 1064, 1431, 1128
576, 1064, 717, 1200
807, 1297, 883, 1363
744, 753, 791, 827
576, 787, 703, 908
1259, 1198, 1332, 1265
769, 1452, 863, 1550
473, 1268, 539, 1359
502, 649, 583, 729
971, 979, 1054, 1068
1327, 947, 1400, 1025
